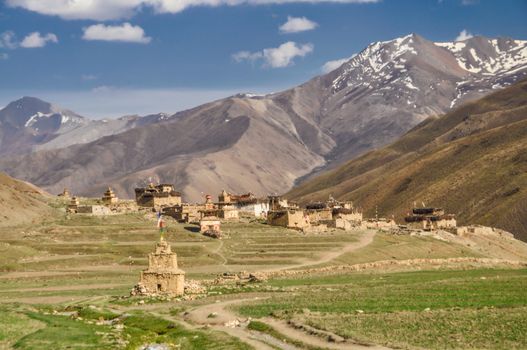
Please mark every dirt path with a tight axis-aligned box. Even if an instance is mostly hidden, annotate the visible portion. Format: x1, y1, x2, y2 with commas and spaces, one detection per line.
183, 296, 391, 350
214, 240, 228, 266
171, 230, 391, 349
264, 230, 377, 273
263, 317, 391, 350
182, 297, 298, 350
145, 301, 279, 350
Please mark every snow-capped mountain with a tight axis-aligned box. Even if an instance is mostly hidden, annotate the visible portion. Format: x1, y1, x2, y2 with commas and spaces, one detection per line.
328, 35, 527, 111
284, 33, 527, 162
0, 97, 174, 155
0, 96, 87, 132
1, 34, 526, 201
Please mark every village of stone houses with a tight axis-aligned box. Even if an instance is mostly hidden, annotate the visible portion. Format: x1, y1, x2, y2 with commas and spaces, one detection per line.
2, 2, 527, 349
1, 175, 526, 350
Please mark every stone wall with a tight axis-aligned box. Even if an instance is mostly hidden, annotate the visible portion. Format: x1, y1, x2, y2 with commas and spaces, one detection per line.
76, 205, 112, 216
267, 209, 310, 230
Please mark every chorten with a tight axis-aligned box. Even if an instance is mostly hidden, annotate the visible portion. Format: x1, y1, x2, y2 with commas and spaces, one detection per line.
67, 196, 80, 213
132, 238, 185, 296
102, 186, 118, 205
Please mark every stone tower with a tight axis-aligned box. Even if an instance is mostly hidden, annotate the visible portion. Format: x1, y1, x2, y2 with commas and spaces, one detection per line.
102, 186, 118, 205
132, 239, 185, 296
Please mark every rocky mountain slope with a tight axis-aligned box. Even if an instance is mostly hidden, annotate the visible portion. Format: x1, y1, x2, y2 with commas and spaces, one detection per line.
0, 96, 171, 155
287, 79, 527, 241
0, 172, 52, 227
1, 34, 526, 201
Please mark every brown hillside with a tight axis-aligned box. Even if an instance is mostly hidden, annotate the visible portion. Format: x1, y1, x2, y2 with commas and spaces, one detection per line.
288, 79, 527, 241
0, 172, 52, 227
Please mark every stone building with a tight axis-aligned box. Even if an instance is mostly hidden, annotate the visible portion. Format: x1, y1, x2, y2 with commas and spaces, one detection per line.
216, 191, 239, 220
200, 216, 221, 238
102, 187, 118, 205
67, 196, 80, 213
332, 208, 363, 223
135, 183, 182, 208
404, 207, 456, 230
304, 200, 363, 229
132, 239, 185, 297
165, 204, 202, 223
267, 208, 310, 230
305, 203, 333, 223
217, 205, 239, 221
219, 191, 269, 217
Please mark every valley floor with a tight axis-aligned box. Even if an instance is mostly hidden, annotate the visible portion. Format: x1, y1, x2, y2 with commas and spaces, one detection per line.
1, 210, 526, 349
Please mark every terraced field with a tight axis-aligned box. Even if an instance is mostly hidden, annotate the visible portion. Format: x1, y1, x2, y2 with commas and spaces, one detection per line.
2, 209, 527, 349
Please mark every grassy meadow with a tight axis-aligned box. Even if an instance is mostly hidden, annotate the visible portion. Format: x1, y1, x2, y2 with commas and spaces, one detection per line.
1, 206, 527, 349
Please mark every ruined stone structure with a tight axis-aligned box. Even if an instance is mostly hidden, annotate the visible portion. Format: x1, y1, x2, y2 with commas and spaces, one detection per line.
102, 186, 118, 205
456, 225, 514, 238
135, 183, 182, 208
108, 200, 139, 214
332, 208, 363, 223
363, 218, 398, 230
132, 239, 185, 297
404, 207, 456, 230
58, 188, 71, 198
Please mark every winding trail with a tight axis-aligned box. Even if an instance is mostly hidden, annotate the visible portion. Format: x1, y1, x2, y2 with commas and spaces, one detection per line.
183, 296, 391, 350
178, 230, 389, 350
264, 229, 377, 273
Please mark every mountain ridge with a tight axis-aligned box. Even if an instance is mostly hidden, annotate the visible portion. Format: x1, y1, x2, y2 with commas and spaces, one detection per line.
1, 33, 526, 202
287, 79, 527, 241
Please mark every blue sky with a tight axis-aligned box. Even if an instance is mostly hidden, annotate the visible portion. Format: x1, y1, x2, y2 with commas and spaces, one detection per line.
0, 0, 526, 118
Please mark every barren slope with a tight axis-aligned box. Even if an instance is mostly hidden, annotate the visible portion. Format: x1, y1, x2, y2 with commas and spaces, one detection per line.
0, 97, 325, 201
288, 79, 527, 241
1, 34, 526, 201
0, 172, 52, 227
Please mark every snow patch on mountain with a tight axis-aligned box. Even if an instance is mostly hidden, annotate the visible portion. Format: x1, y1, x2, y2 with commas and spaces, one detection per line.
436, 38, 527, 75
329, 34, 527, 111
24, 112, 53, 127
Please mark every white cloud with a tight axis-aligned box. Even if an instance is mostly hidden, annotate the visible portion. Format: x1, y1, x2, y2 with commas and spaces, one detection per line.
321, 54, 355, 73
232, 50, 263, 63
279, 16, 318, 33
82, 23, 151, 43
20, 32, 58, 48
7, 0, 380, 21
0, 53, 8, 60
234, 41, 314, 68
455, 29, 473, 42
0, 31, 17, 49
263, 42, 313, 67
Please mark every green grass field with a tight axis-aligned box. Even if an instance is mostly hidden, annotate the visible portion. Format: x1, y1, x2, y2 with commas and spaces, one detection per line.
1, 208, 527, 349
237, 269, 527, 349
